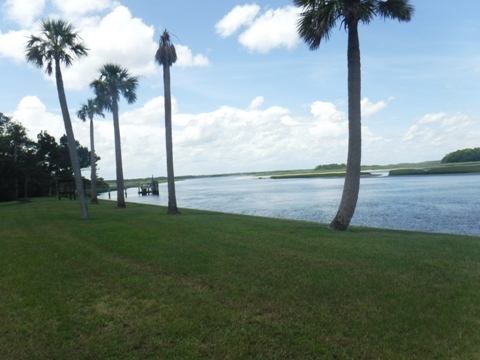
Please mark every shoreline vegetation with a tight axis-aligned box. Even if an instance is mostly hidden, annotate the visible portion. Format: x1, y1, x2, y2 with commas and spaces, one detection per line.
1, 198, 480, 358
104, 161, 480, 189
270, 162, 480, 179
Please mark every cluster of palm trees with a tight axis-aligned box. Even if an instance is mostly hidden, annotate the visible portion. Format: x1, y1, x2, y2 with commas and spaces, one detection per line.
25, 0, 414, 231
25, 20, 180, 219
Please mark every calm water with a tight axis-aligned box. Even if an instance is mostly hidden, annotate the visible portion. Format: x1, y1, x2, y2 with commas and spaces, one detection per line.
99, 174, 480, 237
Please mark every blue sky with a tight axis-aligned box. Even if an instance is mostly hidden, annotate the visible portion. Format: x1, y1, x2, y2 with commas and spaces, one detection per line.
1, 0, 479, 179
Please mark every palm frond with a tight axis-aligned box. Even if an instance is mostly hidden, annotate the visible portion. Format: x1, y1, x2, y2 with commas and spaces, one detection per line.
376, 0, 414, 22
121, 77, 139, 104
295, 0, 343, 50
350, 1, 377, 25
90, 79, 113, 113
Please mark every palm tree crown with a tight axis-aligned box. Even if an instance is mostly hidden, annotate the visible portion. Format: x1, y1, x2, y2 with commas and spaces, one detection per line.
294, 0, 414, 50
90, 63, 138, 111
77, 99, 104, 123
26, 19, 88, 75
155, 30, 177, 67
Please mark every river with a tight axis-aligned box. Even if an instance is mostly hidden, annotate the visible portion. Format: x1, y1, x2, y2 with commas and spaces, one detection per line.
99, 173, 480, 237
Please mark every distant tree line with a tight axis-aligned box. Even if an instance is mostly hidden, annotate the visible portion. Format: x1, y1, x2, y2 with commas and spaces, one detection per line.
441, 148, 480, 164
0, 112, 99, 202
314, 163, 347, 171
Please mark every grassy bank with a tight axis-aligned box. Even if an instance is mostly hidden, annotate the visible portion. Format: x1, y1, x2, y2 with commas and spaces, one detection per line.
269, 163, 480, 179
390, 163, 480, 176
270, 171, 374, 179
1, 198, 480, 359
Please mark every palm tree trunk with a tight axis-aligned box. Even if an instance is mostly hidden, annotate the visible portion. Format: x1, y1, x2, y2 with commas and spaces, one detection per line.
112, 95, 126, 208
329, 20, 362, 231
24, 174, 29, 199
54, 59, 89, 219
163, 64, 180, 214
89, 116, 98, 204
13, 140, 19, 200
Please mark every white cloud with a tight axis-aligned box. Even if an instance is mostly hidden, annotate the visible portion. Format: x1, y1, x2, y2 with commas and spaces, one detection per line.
361, 97, 390, 118
0, 29, 30, 62
238, 6, 301, 53
58, 5, 158, 90
309, 101, 347, 138
52, 0, 117, 18
418, 112, 447, 124
5, 5, 158, 90
248, 96, 264, 110
14, 93, 478, 179
1, 2, 210, 91
217, 4, 301, 53
12, 96, 65, 139
45, 6, 209, 89
215, 4, 260, 38
2, 0, 45, 28
400, 112, 480, 161
174, 44, 210, 67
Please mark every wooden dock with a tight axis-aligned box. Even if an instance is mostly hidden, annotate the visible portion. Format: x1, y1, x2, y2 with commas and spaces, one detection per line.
138, 177, 159, 196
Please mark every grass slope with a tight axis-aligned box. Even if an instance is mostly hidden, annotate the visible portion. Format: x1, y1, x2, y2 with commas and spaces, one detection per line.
1, 198, 480, 359
390, 164, 480, 176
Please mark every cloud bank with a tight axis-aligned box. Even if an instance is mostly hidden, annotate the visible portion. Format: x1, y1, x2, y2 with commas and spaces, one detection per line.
216, 4, 301, 53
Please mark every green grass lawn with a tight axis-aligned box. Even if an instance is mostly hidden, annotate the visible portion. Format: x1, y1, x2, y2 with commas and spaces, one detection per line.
1, 198, 480, 359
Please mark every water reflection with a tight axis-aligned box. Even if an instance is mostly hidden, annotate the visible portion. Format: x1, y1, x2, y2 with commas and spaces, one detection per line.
99, 174, 480, 237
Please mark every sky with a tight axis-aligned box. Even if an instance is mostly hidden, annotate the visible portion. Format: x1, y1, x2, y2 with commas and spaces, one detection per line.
0, 0, 479, 180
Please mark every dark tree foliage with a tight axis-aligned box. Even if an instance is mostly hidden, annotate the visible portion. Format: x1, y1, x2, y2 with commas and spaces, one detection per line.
59, 135, 99, 175
0, 118, 97, 202
441, 148, 480, 164
315, 163, 347, 171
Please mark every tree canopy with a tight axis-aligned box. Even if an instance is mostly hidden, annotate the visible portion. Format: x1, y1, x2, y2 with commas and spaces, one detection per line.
441, 148, 480, 163
0, 115, 96, 202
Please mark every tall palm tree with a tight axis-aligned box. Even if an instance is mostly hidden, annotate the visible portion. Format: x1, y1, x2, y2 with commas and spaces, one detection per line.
26, 19, 89, 219
294, 0, 413, 231
90, 63, 138, 208
155, 29, 180, 215
77, 99, 104, 204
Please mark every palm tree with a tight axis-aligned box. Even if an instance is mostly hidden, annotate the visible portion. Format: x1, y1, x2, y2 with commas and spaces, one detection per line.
90, 63, 138, 208
77, 99, 104, 204
26, 19, 89, 219
294, 0, 414, 231
155, 29, 180, 215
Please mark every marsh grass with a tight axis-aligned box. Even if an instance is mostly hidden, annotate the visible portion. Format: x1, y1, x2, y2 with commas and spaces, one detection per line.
1, 198, 480, 359
270, 171, 374, 179
389, 164, 480, 176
